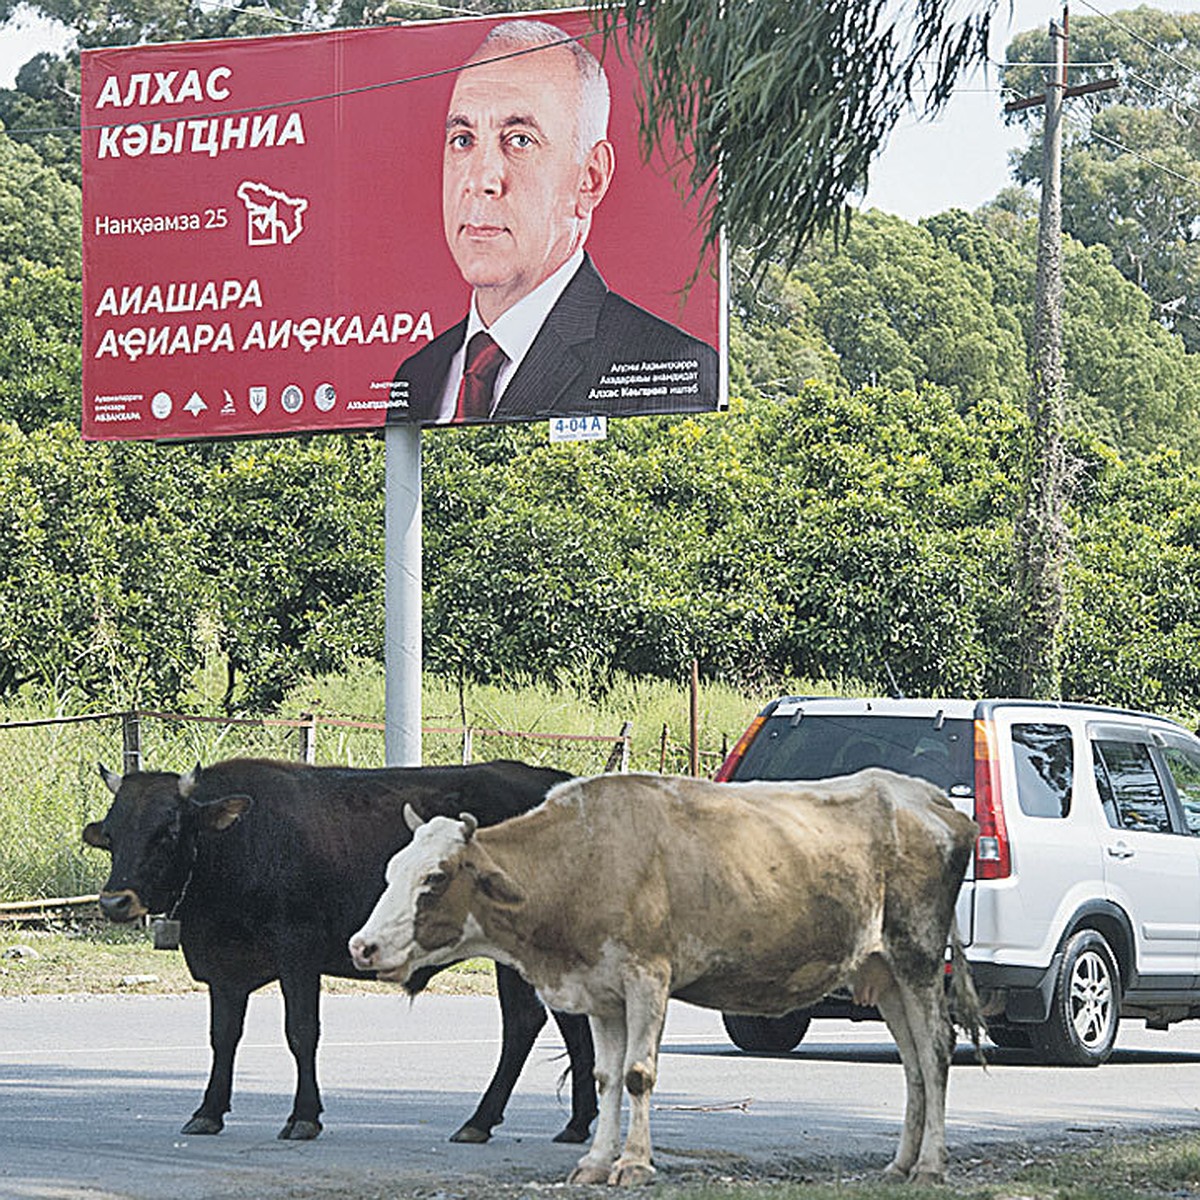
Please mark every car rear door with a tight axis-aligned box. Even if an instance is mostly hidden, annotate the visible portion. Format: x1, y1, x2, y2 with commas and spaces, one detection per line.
1090, 724, 1200, 980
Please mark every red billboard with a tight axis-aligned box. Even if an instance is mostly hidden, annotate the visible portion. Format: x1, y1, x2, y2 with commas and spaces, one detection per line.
81, 10, 725, 441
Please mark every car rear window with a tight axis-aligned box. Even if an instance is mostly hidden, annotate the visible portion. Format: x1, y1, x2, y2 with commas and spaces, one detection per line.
1012, 723, 1073, 818
731, 714, 974, 793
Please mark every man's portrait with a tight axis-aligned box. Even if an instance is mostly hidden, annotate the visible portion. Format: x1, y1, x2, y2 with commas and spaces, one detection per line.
390, 18, 721, 426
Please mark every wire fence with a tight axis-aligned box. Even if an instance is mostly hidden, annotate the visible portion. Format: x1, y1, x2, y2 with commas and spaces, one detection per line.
0, 709, 633, 904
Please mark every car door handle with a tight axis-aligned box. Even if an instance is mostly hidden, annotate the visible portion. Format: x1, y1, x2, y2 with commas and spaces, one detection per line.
1107, 843, 1135, 859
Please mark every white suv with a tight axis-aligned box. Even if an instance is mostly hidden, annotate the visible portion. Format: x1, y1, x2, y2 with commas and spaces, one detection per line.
714, 696, 1200, 1066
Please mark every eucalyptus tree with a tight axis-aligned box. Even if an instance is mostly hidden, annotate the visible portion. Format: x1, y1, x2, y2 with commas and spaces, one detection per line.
590, 0, 999, 270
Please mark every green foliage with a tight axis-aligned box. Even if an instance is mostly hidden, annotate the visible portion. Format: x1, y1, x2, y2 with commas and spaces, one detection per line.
0, 120, 81, 275
0, 261, 81, 428
0, 52, 81, 187
770, 207, 1200, 461
0, 425, 207, 702
788, 211, 1028, 409
202, 435, 385, 711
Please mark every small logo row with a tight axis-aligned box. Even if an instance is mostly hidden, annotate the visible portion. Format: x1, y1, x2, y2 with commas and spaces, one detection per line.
149, 382, 337, 420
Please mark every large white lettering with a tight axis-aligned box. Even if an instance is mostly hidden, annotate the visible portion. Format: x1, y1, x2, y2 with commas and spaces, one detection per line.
93, 278, 264, 317
92, 67, 234, 110
93, 309, 432, 362
94, 110, 305, 158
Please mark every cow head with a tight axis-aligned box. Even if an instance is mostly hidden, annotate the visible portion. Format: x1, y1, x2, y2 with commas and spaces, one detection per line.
349, 806, 523, 991
83, 762, 251, 923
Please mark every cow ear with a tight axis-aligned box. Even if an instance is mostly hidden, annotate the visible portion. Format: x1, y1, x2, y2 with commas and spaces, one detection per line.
179, 763, 203, 799
98, 762, 122, 795
475, 865, 524, 907
403, 803, 424, 833
458, 812, 478, 841
82, 822, 111, 851
194, 793, 252, 832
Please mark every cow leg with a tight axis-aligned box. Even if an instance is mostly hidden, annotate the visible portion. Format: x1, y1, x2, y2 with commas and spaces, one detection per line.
277, 969, 323, 1140
550, 1008, 597, 1143
875, 983, 924, 1181
896, 978, 954, 1184
609, 972, 668, 1187
568, 1012, 627, 1185
450, 963, 546, 1143
182, 982, 250, 1135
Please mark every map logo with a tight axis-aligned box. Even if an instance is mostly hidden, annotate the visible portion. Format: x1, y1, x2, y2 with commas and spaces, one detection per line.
236, 181, 309, 246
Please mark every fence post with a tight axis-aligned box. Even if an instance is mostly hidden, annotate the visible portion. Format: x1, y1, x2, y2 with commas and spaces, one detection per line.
658, 723, 669, 774
689, 658, 701, 777
461, 726, 473, 765
604, 721, 632, 773
122, 711, 143, 776
298, 713, 316, 764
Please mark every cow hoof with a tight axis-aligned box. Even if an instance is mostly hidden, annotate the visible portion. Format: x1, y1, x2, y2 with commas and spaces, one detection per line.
277, 1119, 322, 1140
449, 1124, 490, 1144
180, 1116, 223, 1135
908, 1169, 945, 1186
608, 1159, 655, 1187
552, 1125, 590, 1145
568, 1161, 612, 1185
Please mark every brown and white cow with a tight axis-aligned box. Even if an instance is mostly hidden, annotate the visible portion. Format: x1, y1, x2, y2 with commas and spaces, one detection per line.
349, 768, 980, 1187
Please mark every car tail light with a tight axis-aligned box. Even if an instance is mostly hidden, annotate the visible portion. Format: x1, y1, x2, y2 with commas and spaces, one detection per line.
714, 715, 766, 781
973, 718, 1011, 879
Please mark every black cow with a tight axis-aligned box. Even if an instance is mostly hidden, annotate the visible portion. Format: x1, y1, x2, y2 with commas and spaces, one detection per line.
82, 757, 596, 1143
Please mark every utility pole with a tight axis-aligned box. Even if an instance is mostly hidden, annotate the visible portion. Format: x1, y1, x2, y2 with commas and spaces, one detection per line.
1005, 6, 1115, 698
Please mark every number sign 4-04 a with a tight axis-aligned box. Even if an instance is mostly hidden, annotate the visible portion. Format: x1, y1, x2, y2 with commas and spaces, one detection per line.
550, 415, 608, 444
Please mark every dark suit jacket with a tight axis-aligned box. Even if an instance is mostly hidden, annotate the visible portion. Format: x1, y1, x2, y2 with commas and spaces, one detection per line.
388, 254, 719, 424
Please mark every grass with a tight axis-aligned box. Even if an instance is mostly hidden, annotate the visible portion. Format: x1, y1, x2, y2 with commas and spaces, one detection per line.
0, 922, 497, 998
0, 667, 855, 902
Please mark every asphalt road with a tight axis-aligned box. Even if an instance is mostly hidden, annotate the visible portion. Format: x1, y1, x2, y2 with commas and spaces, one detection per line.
3, 991, 1200, 1199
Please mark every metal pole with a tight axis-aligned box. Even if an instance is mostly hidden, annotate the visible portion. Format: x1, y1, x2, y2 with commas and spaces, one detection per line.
384, 423, 423, 766
689, 658, 700, 777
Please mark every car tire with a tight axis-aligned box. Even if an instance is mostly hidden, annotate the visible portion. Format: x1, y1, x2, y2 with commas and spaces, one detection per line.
985, 1021, 1033, 1050
1030, 929, 1121, 1066
721, 1010, 812, 1053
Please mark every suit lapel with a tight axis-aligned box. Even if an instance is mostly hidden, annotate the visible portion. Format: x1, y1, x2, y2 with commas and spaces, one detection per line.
495, 257, 609, 418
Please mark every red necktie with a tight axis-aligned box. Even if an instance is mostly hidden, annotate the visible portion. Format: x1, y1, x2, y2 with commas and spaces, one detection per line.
456, 332, 508, 423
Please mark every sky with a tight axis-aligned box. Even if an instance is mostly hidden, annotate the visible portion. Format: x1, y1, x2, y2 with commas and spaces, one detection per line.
5, 0, 1200, 220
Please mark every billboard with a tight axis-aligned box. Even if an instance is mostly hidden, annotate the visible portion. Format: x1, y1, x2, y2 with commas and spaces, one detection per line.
81, 10, 725, 441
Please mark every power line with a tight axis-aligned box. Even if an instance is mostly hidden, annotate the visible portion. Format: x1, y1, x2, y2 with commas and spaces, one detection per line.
1124, 68, 1200, 124
192, 0, 314, 30
1082, 121, 1200, 188
1074, 0, 1200, 82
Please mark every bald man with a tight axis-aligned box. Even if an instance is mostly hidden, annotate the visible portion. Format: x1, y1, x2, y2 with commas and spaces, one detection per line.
390, 19, 719, 426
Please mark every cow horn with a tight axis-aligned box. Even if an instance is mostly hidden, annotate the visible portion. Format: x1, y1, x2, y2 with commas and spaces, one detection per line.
98, 762, 122, 796
403, 803, 424, 832
178, 763, 202, 798
459, 812, 478, 841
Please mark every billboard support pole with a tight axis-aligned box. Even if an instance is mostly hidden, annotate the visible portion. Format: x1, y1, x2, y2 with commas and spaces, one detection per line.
384, 423, 423, 766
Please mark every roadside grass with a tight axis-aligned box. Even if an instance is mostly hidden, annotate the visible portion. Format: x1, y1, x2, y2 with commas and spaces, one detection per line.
0, 923, 497, 998
630, 1130, 1200, 1200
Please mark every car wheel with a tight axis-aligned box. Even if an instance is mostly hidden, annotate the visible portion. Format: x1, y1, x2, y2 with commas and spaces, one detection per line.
1031, 929, 1121, 1066
985, 1021, 1033, 1050
721, 1010, 812, 1053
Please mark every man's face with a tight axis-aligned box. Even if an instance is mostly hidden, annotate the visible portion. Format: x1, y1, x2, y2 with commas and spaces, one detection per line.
442, 43, 611, 325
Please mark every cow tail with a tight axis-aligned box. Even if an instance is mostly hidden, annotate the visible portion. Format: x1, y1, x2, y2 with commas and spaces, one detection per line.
948, 919, 987, 1067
